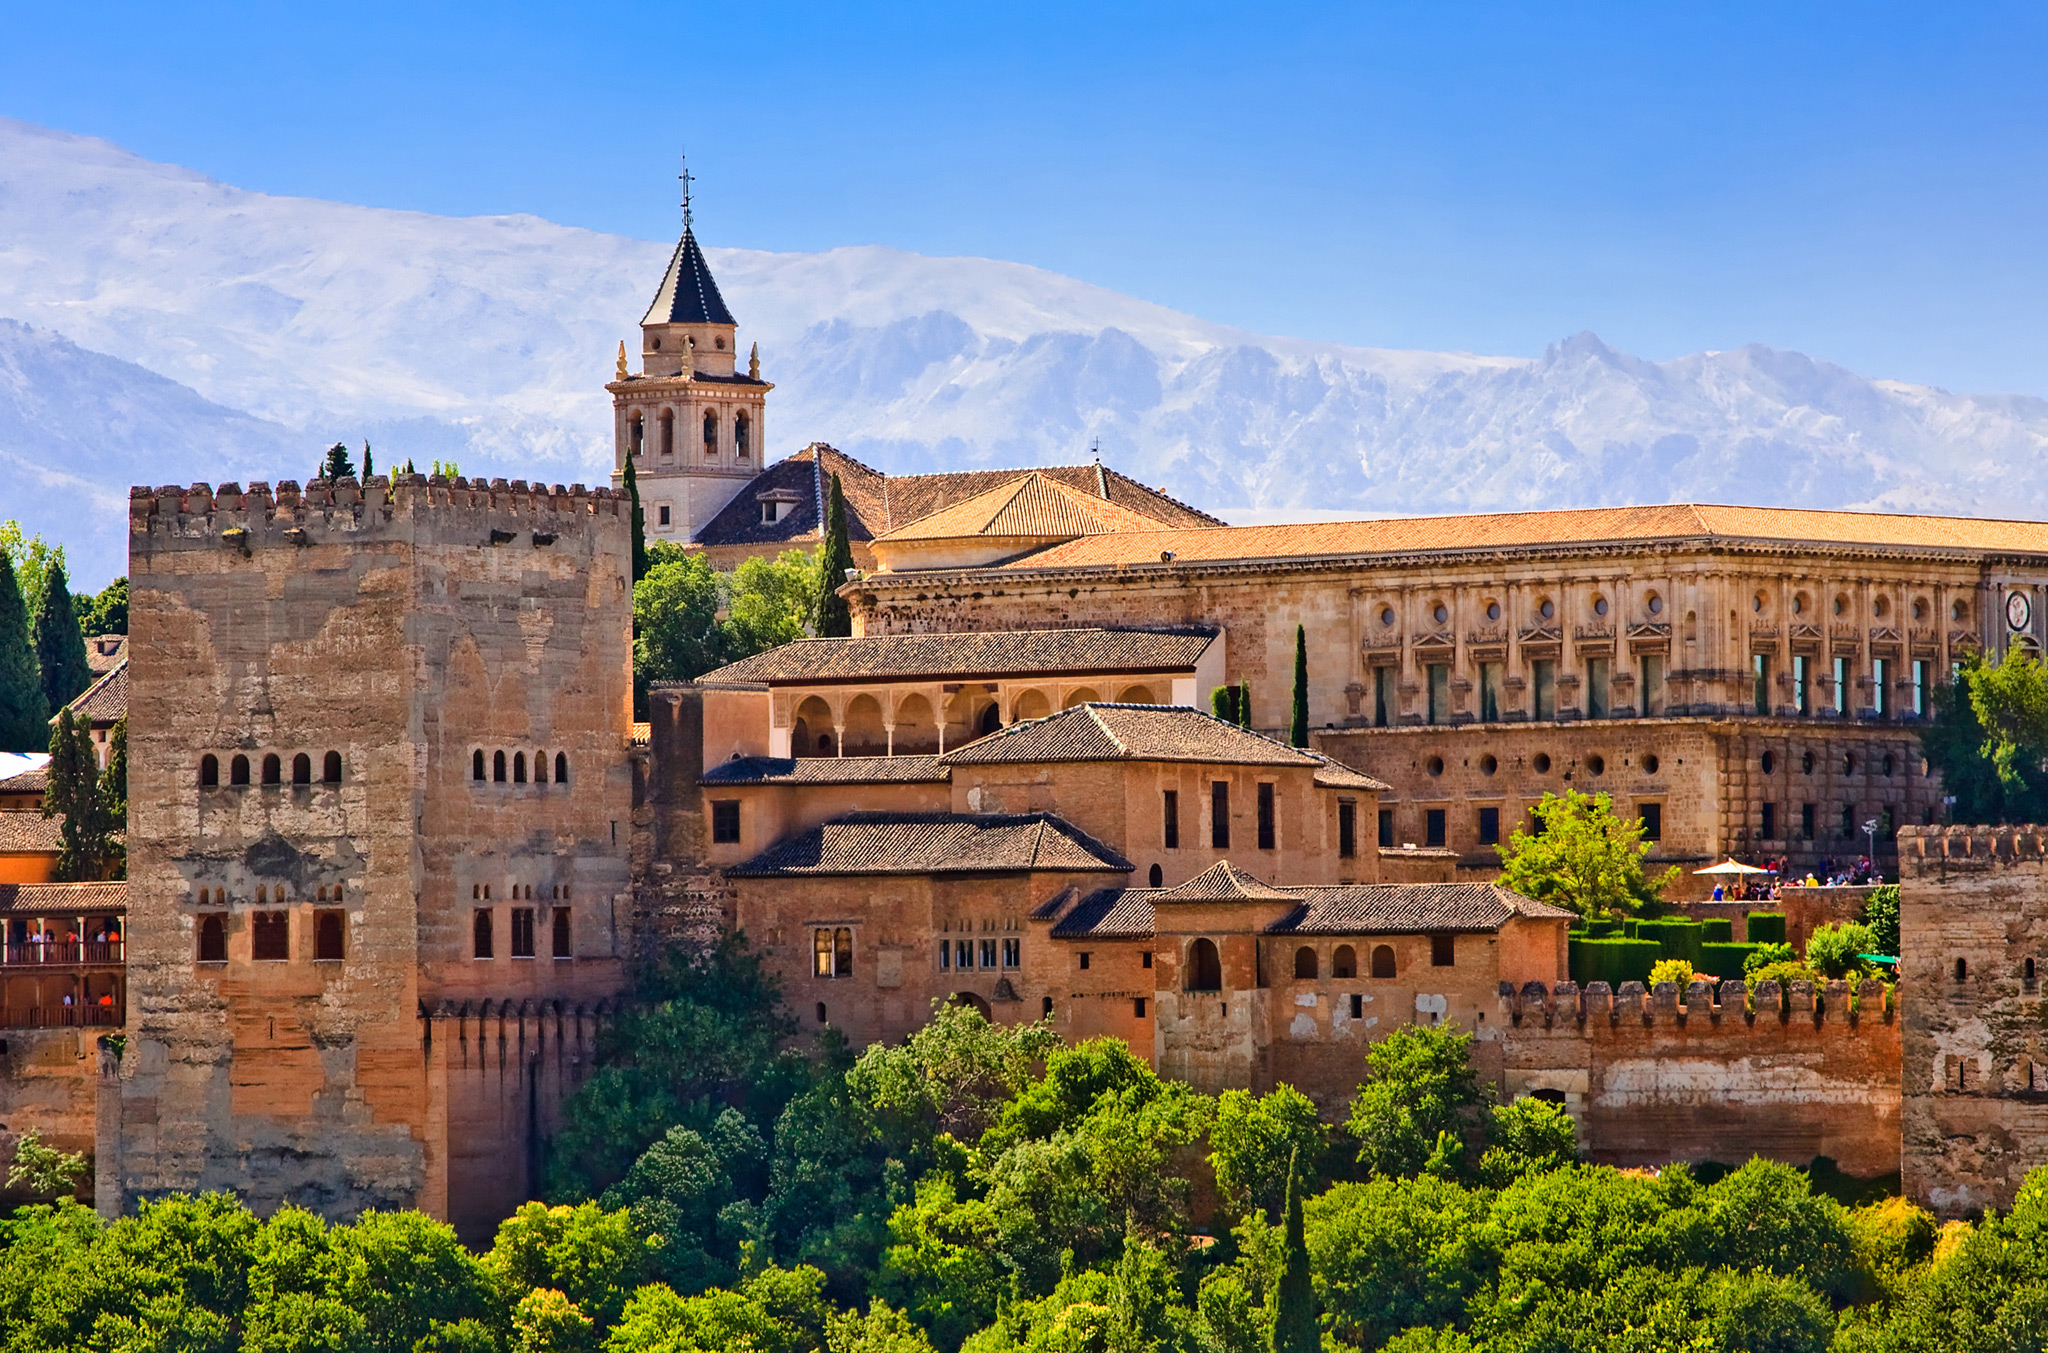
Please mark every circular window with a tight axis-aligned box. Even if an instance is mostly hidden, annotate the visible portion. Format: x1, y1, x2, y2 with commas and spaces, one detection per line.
1587, 754, 1606, 776
1432, 603, 1449, 625
715, 336, 726, 350
1426, 755, 1444, 777
1594, 597, 1610, 617
651, 337, 663, 350
1883, 753, 1896, 776
1954, 599, 1970, 622
1834, 594, 1849, 616
1761, 751, 1776, 774
1539, 599, 1556, 620
1801, 750, 1814, 774
1380, 606, 1397, 627
1534, 753, 1553, 774
1480, 754, 1498, 776
1913, 598, 1929, 620
1843, 753, 1856, 774
1642, 753, 1660, 774
1793, 593, 1806, 614
1486, 601, 1502, 622
1648, 594, 1664, 615
1753, 593, 1766, 613
1874, 596, 1890, 618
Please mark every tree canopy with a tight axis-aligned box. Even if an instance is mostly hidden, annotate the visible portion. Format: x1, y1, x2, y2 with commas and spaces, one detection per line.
813, 474, 856, 639
30, 560, 91, 714
1495, 789, 1678, 918
1922, 647, 2048, 823
0, 551, 47, 752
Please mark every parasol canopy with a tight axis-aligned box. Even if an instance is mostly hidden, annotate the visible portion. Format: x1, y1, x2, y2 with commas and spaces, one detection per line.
1693, 859, 1768, 876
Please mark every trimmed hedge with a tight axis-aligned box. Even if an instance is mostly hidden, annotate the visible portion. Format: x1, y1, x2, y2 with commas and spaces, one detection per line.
1569, 937, 1663, 989
1636, 919, 1711, 971
1583, 918, 1623, 939
1702, 918, 1733, 944
1700, 942, 1768, 981
1746, 912, 1787, 945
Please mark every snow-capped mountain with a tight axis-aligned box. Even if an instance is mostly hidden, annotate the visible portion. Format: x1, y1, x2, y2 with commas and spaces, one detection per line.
2, 115, 2047, 587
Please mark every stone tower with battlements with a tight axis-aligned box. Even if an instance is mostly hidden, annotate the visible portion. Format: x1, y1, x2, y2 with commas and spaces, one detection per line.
110, 474, 634, 1240
607, 211, 773, 545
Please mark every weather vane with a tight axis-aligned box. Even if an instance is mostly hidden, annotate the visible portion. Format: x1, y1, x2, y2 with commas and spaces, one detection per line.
678, 153, 695, 231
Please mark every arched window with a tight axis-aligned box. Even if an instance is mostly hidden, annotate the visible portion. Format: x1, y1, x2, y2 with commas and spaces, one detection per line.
256, 886, 268, 904
493, 751, 507, 783
323, 751, 342, 783
703, 409, 718, 454
315, 911, 344, 961
473, 750, 485, 781
816, 1002, 828, 1025
200, 754, 219, 787
229, 755, 251, 786
735, 411, 750, 459
1956, 957, 1969, 982
836, 927, 854, 977
552, 909, 571, 958
261, 754, 281, 785
1148, 864, 1163, 887
292, 753, 311, 785
1187, 938, 1222, 991
1371, 945, 1397, 979
534, 753, 548, 784
1332, 944, 1357, 978
513, 752, 527, 784
473, 910, 494, 959
629, 411, 644, 455
555, 752, 569, 784
198, 914, 226, 963
1294, 946, 1319, 980
658, 408, 674, 455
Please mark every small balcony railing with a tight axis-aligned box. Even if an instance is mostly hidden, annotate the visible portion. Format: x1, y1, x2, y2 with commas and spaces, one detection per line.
2, 940, 125, 966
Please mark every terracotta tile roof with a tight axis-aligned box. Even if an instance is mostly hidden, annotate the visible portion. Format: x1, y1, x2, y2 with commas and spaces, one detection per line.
0, 765, 47, 794
0, 881, 126, 913
880, 462, 1221, 535
875, 472, 1179, 544
987, 503, 2048, 573
0, 812, 62, 853
1313, 758, 1391, 792
1050, 887, 1159, 939
940, 704, 1322, 768
1155, 861, 1300, 903
700, 754, 949, 785
699, 627, 1216, 684
67, 661, 126, 725
85, 634, 127, 674
726, 811, 1132, 877
1266, 883, 1575, 934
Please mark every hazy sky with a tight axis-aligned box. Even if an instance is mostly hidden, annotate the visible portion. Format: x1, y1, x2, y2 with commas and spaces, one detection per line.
6, 1, 2048, 395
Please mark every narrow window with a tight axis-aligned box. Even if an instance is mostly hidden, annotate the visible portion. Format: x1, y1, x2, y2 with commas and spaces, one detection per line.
314, 911, 345, 961
511, 908, 536, 958
1373, 667, 1393, 727
1478, 806, 1500, 846
293, 753, 312, 784
1371, 944, 1397, 979
2026, 957, 2036, 985
1079, 951, 1091, 970
1640, 655, 1664, 716
1793, 655, 1810, 715
552, 909, 572, 959
1587, 657, 1610, 719
1349, 993, 1363, 1018
703, 409, 718, 453
323, 751, 342, 783
252, 912, 289, 961
513, 752, 527, 783
658, 504, 671, 527
735, 411, 751, 459
534, 753, 547, 784
629, 410, 644, 455
230, 755, 251, 786
979, 938, 996, 969
1426, 808, 1447, 848
1912, 659, 1928, 718
1148, 864, 1163, 886
1257, 783, 1276, 850
938, 940, 951, 971
957, 939, 972, 969
1533, 660, 1557, 720
1479, 662, 1503, 722
474, 909, 494, 958
493, 751, 507, 783
816, 1002, 828, 1024
659, 408, 674, 455
472, 750, 485, 781
1761, 802, 1778, 841
1338, 801, 1357, 858
1142, 951, 1153, 969
1833, 656, 1848, 715
1639, 803, 1663, 842
711, 800, 741, 844
1134, 997, 1148, 1017
1842, 803, 1856, 839
200, 754, 219, 787
1294, 946, 1318, 979
1378, 808, 1394, 848
1043, 996, 1054, 1016
198, 914, 227, 962
1211, 782, 1230, 849
1002, 938, 1020, 969
1754, 654, 1771, 715
1332, 945, 1356, 978
1162, 789, 1180, 849
836, 927, 854, 977
1426, 663, 1450, 725
261, 754, 281, 785
1801, 803, 1816, 840
1874, 657, 1889, 718
817, 930, 836, 976
1432, 934, 1456, 967
555, 753, 569, 784
1956, 957, 1969, 982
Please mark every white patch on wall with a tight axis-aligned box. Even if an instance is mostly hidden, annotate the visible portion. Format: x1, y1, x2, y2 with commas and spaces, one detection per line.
1365, 1016, 1379, 1028
1290, 1012, 1317, 1039
1294, 993, 1317, 1007
1415, 993, 1448, 1016
965, 786, 983, 811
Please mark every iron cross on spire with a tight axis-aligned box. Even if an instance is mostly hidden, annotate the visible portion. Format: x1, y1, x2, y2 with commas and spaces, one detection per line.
678, 154, 695, 231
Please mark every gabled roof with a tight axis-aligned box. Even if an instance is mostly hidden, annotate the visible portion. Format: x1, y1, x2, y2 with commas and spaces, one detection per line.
1155, 861, 1300, 903
0, 880, 126, 913
642, 226, 737, 327
68, 660, 126, 725
0, 812, 63, 853
85, 634, 126, 674
1313, 758, 1391, 792
0, 764, 47, 795
1050, 886, 1158, 939
875, 472, 1176, 544
701, 754, 949, 786
726, 811, 1132, 877
939, 704, 1322, 768
1267, 883, 1575, 934
699, 628, 1216, 685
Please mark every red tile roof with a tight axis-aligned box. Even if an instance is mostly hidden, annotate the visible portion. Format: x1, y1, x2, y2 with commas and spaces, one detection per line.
0, 812, 62, 853
940, 704, 1322, 768
0, 881, 125, 912
726, 811, 1132, 877
875, 472, 1177, 544
699, 628, 1216, 684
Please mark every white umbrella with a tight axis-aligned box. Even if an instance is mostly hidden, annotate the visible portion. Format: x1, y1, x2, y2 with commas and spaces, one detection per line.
1693, 859, 1768, 876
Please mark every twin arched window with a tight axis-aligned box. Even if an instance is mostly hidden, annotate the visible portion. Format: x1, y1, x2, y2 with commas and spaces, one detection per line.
475, 749, 570, 786
201, 750, 340, 788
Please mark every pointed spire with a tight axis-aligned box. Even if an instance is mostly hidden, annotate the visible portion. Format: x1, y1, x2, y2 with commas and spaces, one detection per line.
749, 342, 760, 380
616, 340, 628, 380
641, 223, 737, 326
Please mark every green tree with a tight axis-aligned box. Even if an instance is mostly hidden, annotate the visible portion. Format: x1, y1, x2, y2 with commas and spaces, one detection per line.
0, 551, 45, 751
624, 453, 650, 583
1805, 921, 1880, 980
877, 1175, 1002, 1351
6, 1129, 86, 1197
1212, 684, 1239, 724
725, 549, 817, 660
1476, 1097, 1578, 1188
813, 473, 856, 638
1290, 625, 1309, 748
635, 553, 727, 684
0, 521, 64, 620
361, 442, 374, 480
1238, 679, 1253, 729
1345, 1025, 1487, 1180
1496, 789, 1678, 919
102, 714, 127, 821
45, 707, 118, 881
1922, 649, 2048, 823
31, 560, 92, 713
320, 442, 356, 481
1270, 1153, 1318, 1353
1299, 1174, 1492, 1349
76, 576, 127, 637
829, 1298, 939, 1353
484, 1201, 648, 1332
1210, 1084, 1326, 1222
1862, 884, 1900, 958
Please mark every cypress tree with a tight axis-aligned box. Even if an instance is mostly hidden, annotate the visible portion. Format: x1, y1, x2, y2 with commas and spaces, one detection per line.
812, 473, 856, 638
1211, 684, 1238, 724
1270, 1150, 1318, 1353
0, 554, 46, 752
1291, 624, 1310, 748
320, 442, 355, 481
623, 454, 650, 582
361, 442, 374, 480
32, 561, 92, 713
1238, 679, 1253, 729
45, 708, 113, 881
102, 715, 127, 820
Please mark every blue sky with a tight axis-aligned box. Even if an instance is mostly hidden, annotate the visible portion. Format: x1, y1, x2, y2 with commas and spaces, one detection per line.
5, 1, 2048, 394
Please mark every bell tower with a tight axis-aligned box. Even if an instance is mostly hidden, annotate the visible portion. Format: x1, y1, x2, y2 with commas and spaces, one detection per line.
607, 159, 773, 542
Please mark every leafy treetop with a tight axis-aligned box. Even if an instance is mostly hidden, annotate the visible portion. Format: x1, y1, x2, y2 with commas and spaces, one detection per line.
1496, 789, 1678, 919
